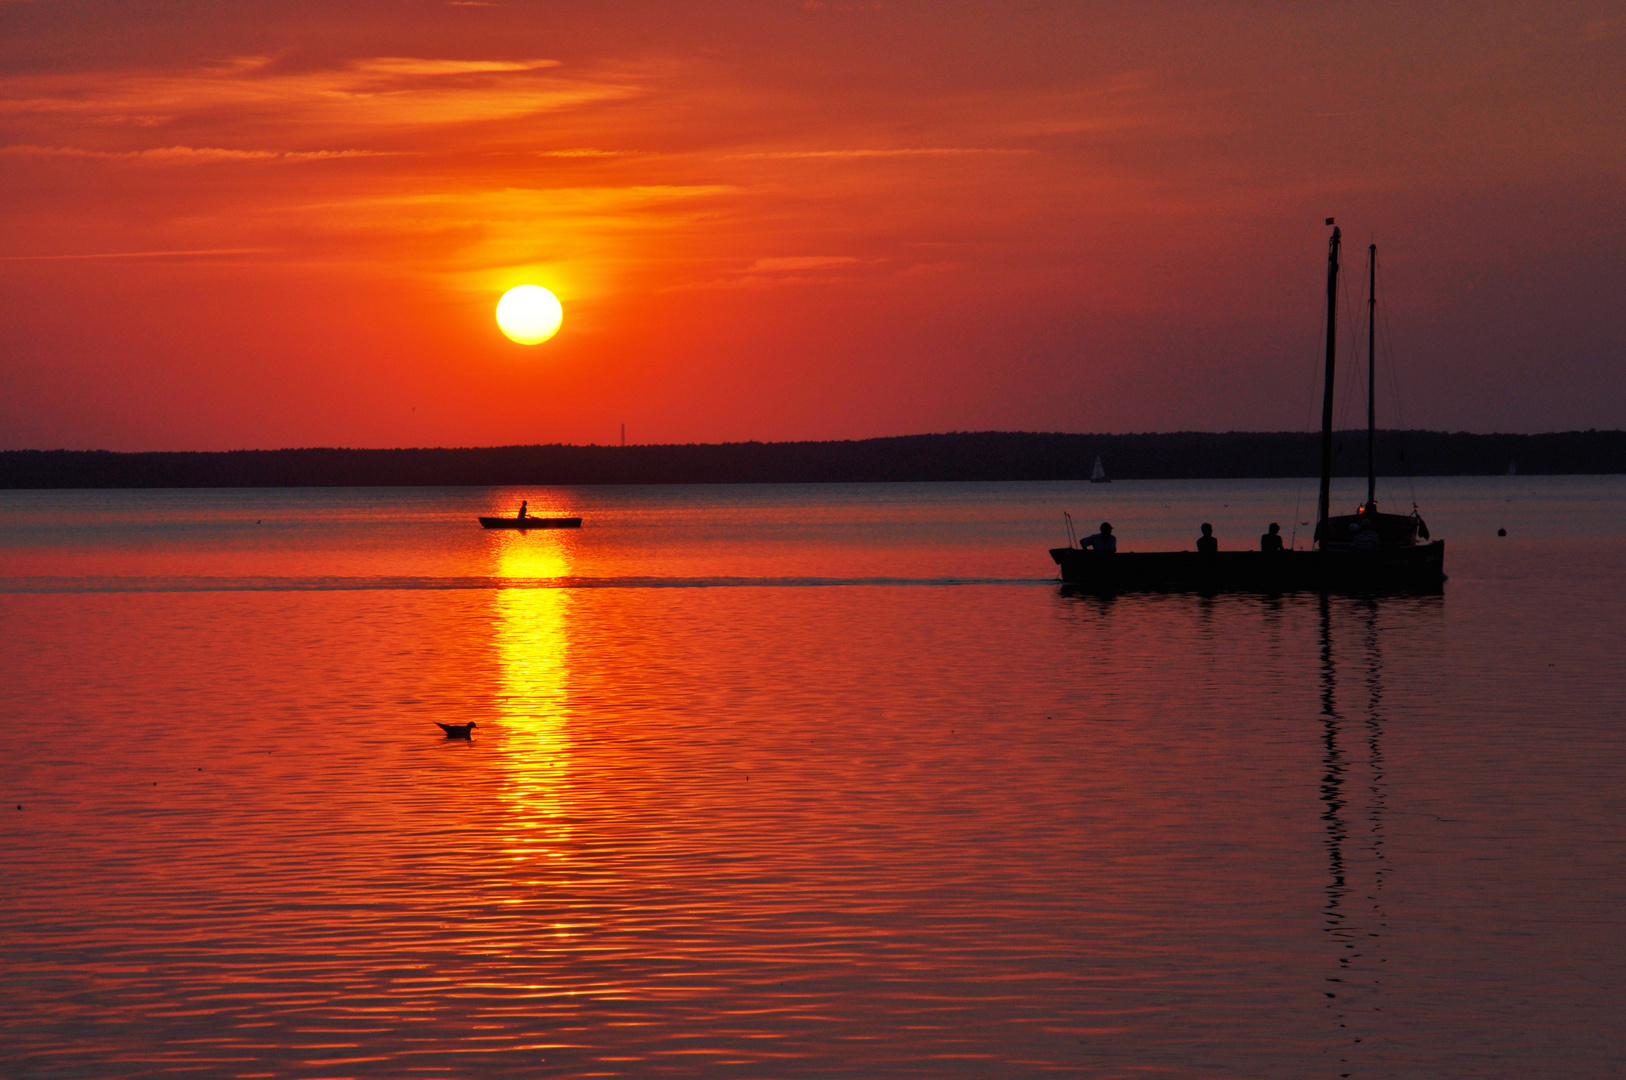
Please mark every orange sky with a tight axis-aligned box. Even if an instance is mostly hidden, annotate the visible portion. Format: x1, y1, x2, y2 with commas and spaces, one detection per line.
2, 1, 1622, 450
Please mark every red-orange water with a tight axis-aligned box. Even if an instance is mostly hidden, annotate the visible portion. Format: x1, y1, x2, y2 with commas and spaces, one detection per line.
3, 479, 1623, 1077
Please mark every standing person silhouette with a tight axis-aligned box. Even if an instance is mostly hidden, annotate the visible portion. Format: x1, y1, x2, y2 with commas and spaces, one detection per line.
1196, 522, 1218, 553
1260, 522, 1284, 552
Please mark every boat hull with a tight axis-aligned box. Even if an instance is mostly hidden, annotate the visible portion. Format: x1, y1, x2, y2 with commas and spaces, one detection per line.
1050, 541, 1444, 593
479, 517, 581, 529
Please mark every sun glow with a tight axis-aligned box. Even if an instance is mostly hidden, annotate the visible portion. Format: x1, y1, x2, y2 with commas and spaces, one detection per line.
496, 284, 563, 344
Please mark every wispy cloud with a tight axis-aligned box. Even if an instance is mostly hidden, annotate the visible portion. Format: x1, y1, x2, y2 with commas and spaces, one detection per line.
672, 255, 886, 292
271, 182, 741, 298
1, 144, 383, 163
353, 57, 558, 76
0, 248, 270, 261
0, 55, 639, 137
726, 147, 1035, 160
536, 148, 648, 157
747, 256, 861, 272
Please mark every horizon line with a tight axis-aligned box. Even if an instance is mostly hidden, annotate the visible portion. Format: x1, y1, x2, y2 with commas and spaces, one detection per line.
4, 427, 1621, 456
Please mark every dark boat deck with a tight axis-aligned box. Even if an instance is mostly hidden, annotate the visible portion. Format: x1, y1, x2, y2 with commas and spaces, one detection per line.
479, 516, 582, 529
1050, 542, 1445, 593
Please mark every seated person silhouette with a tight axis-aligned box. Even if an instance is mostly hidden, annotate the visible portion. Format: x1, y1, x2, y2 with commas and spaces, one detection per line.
1260, 522, 1284, 552
1196, 522, 1218, 553
518, 500, 528, 519
1080, 521, 1117, 552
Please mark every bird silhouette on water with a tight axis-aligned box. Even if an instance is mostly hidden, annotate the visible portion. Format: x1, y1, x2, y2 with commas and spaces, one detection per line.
435, 722, 477, 739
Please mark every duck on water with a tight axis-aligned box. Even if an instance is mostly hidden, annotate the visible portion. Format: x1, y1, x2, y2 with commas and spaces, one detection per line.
1050, 220, 1445, 592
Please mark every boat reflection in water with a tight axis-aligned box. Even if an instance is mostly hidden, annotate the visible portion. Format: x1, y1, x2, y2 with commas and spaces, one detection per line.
1053, 584, 1444, 1072
1316, 592, 1437, 1074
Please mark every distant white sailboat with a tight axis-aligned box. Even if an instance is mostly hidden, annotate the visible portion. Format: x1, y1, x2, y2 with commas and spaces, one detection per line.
1090, 455, 1111, 483
1507, 459, 1518, 475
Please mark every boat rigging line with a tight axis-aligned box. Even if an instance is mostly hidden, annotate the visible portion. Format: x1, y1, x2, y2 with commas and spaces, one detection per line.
1316, 220, 1342, 543
1292, 221, 1339, 551
1374, 253, 1419, 512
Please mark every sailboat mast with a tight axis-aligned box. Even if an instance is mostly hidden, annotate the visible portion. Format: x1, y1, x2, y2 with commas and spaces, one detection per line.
1367, 244, 1377, 510
1317, 221, 1341, 545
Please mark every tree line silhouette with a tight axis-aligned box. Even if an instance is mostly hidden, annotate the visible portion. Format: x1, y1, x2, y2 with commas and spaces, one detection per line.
3, 430, 1622, 488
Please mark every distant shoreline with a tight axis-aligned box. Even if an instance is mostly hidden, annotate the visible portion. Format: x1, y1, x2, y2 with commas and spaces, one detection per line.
2, 430, 1622, 489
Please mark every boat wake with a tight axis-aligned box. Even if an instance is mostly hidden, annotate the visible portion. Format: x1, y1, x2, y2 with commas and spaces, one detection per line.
4, 574, 1058, 594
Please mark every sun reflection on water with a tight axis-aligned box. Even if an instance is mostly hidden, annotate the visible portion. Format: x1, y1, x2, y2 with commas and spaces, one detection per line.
490, 533, 575, 864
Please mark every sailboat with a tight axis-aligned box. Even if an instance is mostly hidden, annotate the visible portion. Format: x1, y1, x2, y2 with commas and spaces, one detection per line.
1049, 220, 1445, 591
1090, 455, 1111, 483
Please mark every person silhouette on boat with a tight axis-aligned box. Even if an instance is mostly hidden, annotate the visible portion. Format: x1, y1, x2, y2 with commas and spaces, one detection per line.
518, 500, 528, 520
1260, 522, 1284, 552
1196, 523, 1217, 553
1080, 522, 1116, 552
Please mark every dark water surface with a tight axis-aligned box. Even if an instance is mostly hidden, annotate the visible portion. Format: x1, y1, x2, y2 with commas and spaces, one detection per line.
3, 478, 1623, 1078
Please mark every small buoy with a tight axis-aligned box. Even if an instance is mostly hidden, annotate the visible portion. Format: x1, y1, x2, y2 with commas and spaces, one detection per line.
16, 805, 20, 810
1497, 528, 1507, 537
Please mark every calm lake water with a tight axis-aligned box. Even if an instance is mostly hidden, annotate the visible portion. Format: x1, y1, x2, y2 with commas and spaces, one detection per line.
3, 477, 1624, 1078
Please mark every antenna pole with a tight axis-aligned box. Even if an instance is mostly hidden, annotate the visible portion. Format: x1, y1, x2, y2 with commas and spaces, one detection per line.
1317, 221, 1341, 547
1367, 244, 1377, 510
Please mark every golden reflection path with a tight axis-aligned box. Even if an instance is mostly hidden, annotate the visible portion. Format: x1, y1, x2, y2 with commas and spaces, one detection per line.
489, 530, 576, 873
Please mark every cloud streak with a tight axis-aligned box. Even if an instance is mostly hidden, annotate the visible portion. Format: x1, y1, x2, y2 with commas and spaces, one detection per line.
0, 248, 271, 261
353, 57, 559, 75
1, 144, 384, 162
536, 148, 651, 157
747, 256, 862, 271
0, 55, 640, 137
726, 147, 1035, 160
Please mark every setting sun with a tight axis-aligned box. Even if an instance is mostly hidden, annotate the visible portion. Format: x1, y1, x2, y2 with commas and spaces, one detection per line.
496, 284, 563, 344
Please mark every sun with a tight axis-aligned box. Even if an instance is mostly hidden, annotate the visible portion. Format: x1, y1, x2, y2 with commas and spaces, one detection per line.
495, 285, 563, 344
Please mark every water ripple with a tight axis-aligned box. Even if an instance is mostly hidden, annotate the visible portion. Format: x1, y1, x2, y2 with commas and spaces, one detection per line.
3, 482, 1625, 1077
